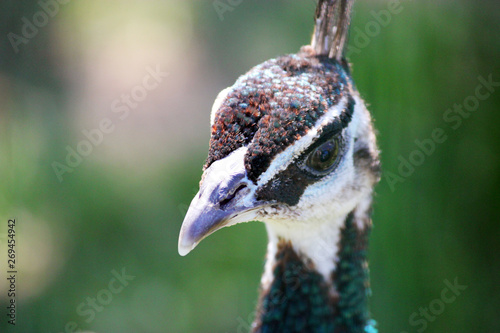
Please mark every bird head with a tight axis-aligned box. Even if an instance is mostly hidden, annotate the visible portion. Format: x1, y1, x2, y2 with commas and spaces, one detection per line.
178, 46, 379, 278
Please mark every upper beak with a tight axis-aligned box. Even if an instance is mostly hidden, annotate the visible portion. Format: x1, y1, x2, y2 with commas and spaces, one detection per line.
178, 148, 263, 256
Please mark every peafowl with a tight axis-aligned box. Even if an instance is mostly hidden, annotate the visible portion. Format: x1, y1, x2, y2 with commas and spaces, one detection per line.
179, 1, 380, 332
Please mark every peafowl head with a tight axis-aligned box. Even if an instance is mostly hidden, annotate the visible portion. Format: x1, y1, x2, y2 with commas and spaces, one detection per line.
178, 45, 379, 279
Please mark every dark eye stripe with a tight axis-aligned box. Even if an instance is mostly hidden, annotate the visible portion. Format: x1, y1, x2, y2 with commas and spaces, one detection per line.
255, 96, 355, 206
318, 95, 354, 141
298, 95, 355, 158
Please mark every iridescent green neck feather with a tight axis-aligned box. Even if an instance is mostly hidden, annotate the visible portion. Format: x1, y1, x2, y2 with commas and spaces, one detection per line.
253, 213, 376, 333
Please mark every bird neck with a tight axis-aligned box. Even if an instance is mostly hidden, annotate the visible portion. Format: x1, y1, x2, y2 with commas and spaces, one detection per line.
252, 209, 376, 333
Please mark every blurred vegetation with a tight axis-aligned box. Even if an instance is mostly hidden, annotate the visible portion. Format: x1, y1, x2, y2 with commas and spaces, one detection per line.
0, 0, 499, 332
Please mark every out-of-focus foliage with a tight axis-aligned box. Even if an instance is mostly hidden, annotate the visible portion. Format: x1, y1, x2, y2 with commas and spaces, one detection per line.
0, 0, 499, 332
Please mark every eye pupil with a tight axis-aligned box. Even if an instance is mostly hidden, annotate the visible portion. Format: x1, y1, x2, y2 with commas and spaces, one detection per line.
318, 149, 331, 162
306, 139, 339, 172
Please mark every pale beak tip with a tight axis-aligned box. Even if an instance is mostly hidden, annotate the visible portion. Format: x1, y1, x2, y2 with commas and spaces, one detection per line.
178, 244, 192, 256
178, 233, 197, 256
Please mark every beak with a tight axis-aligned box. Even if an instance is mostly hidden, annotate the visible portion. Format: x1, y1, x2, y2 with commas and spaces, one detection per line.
178, 148, 263, 256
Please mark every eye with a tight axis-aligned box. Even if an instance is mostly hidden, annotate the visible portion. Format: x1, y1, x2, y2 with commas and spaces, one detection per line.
305, 138, 340, 174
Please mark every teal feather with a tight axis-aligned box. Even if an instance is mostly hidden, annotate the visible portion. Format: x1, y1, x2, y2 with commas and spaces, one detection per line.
332, 213, 374, 332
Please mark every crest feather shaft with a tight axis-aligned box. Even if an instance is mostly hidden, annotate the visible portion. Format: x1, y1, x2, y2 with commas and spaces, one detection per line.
311, 0, 354, 60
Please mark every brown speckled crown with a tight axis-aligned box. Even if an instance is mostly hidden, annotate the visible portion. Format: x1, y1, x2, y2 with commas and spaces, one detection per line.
205, 48, 352, 183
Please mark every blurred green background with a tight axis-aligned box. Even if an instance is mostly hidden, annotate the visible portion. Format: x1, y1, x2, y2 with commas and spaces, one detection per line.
0, 0, 499, 332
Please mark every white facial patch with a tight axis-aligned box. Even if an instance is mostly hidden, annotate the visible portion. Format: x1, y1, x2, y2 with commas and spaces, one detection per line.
200, 146, 258, 209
